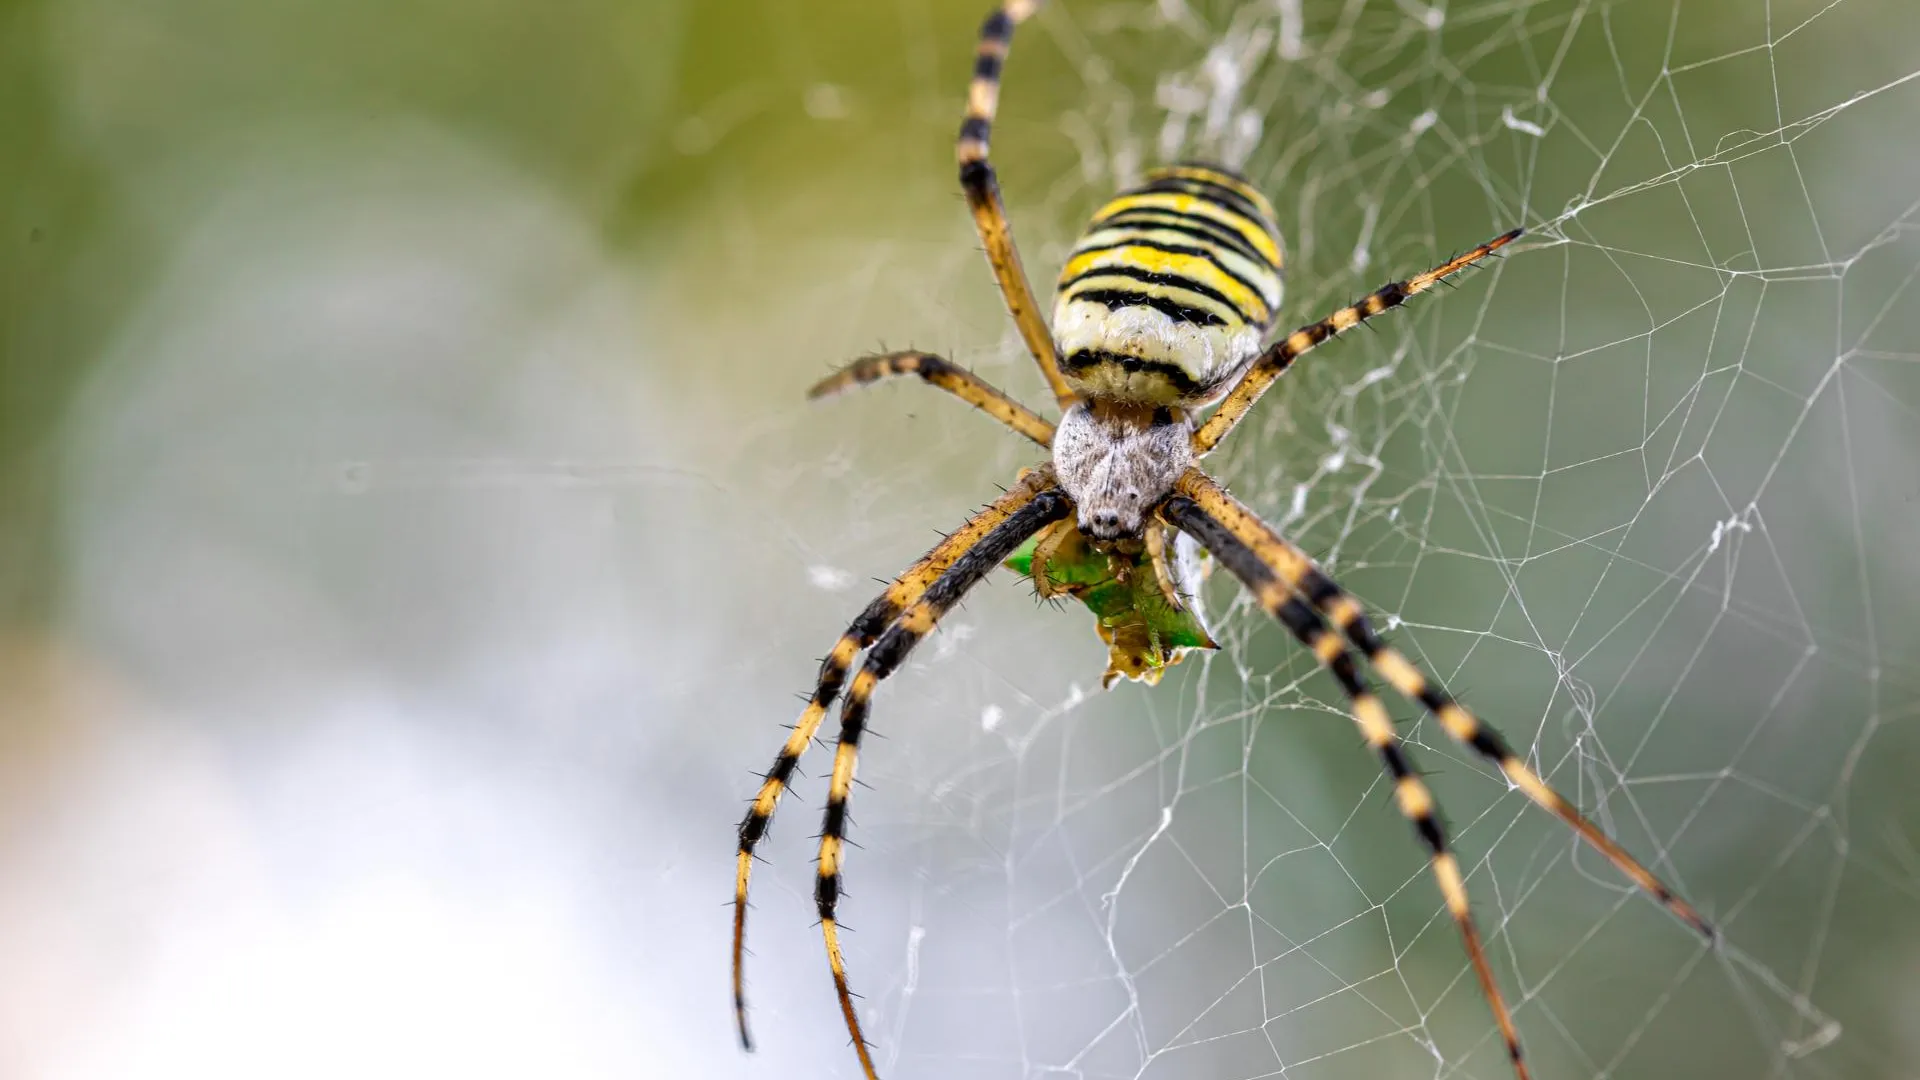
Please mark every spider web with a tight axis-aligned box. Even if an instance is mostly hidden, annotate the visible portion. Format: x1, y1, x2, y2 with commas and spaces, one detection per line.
12, 0, 1920, 1078
710, 2, 1920, 1079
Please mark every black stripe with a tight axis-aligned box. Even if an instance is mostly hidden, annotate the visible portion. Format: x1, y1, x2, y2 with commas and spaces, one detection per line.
1298, 568, 1343, 609
958, 116, 991, 145
738, 807, 771, 847
814, 867, 840, 918
766, 750, 801, 787
863, 621, 922, 679
1414, 812, 1448, 854
972, 51, 1002, 81
907, 354, 954, 378
1093, 210, 1270, 266
1468, 726, 1511, 760
1133, 176, 1270, 230
1415, 685, 1451, 714
1288, 322, 1334, 352
1064, 287, 1227, 328
852, 596, 898, 638
1379, 740, 1415, 780
1060, 350, 1204, 394
808, 671, 845, 705
1272, 596, 1319, 639
1327, 653, 1367, 698
1069, 237, 1273, 309
1060, 263, 1245, 317
958, 161, 995, 205
822, 792, 851, 841
980, 8, 1012, 41
1371, 281, 1408, 309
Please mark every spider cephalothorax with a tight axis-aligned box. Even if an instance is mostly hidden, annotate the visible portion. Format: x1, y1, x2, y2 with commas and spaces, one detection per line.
729, 4, 1717, 1079
1051, 400, 1191, 539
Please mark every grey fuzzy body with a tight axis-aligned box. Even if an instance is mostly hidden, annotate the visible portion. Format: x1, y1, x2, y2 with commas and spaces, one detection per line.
1051, 403, 1192, 540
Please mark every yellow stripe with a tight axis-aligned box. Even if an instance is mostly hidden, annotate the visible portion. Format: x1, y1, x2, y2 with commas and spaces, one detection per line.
1502, 759, 1554, 806
1078, 221, 1282, 299
1322, 593, 1363, 629
1062, 272, 1247, 327
1093, 192, 1283, 266
1432, 852, 1470, 918
830, 740, 859, 786
1352, 694, 1396, 747
1371, 649, 1424, 697
1311, 631, 1344, 664
821, 916, 847, 976
828, 635, 861, 665
1437, 703, 1478, 743
900, 605, 938, 634
1396, 775, 1435, 819
967, 80, 996, 118
1061, 247, 1270, 320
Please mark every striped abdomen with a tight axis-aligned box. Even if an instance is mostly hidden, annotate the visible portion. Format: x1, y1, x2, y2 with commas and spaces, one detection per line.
1052, 164, 1284, 407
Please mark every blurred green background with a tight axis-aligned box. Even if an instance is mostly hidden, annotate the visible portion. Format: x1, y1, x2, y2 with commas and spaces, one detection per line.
4, 0, 1919, 1077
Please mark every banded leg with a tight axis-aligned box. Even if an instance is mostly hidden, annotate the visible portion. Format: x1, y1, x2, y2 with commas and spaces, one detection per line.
1162, 493, 1530, 1075
1192, 228, 1523, 456
808, 351, 1056, 448
1171, 469, 1717, 939
732, 466, 1059, 1050
957, 1, 1077, 411
817, 488, 1072, 1080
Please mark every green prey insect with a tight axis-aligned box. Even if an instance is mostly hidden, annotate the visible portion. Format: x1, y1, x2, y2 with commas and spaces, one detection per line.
1005, 521, 1217, 687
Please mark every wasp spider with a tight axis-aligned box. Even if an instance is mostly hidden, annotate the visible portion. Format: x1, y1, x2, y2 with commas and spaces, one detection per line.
732, 3, 1716, 1077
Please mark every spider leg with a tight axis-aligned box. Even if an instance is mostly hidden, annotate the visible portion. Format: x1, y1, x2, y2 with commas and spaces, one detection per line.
958, 1, 1078, 411
1171, 469, 1717, 940
732, 466, 1059, 1051
1313, 561, 1718, 935
809, 351, 1056, 448
1142, 522, 1186, 612
817, 486, 1072, 1080
1162, 491, 1531, 1077
1025, 516, 1078, 599
1191, 228, 1523, 456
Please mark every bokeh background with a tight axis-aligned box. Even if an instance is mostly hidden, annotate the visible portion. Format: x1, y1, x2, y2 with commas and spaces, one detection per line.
5, 0, 1919, 1077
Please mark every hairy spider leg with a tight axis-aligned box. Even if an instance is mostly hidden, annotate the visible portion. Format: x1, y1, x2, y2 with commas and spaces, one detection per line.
815, 488, 1072, 1080
957, 1, 1078, 410
1164, 492, 1532, 1077
1172, 470, 1717, 940
1192, 228, 1524, 455
732, 468, 1059, 1050
809, 351, 1056, 448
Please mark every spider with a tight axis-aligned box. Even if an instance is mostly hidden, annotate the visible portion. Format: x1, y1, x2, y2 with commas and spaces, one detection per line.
731, 3, 1716, 1077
